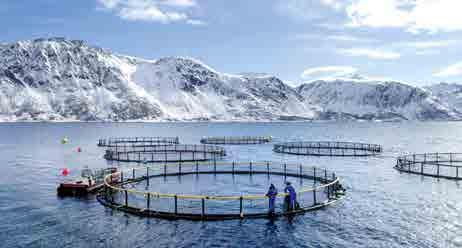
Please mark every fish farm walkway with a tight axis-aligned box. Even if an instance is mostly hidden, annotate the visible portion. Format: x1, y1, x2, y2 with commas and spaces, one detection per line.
273, 141, 382, 157
395, 153, 462, 180
97, 161, 344, 221
104, 144, 226, 163
200, 136, 272, 145
98, 137, 180, 147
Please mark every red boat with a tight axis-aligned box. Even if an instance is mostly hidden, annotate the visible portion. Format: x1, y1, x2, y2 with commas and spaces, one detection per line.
57, 167, 117, 196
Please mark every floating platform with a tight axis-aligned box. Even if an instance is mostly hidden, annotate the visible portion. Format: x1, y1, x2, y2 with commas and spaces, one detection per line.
97, 161, 345, 220
57, 168, 118, 196
200, 136, 272, 145
98, 137, 180, 147
104, 144, 226, 163
395, 153, 462, 180
273, 141, 382, 157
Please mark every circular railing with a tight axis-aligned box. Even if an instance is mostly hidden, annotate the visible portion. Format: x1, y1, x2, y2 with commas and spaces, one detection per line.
98, 137, 180, 147
97, 161, 344, 220
200, 136, 272, 145
395, 153, 462, 180
273, 141, 382, 157
104, 144, 226, 163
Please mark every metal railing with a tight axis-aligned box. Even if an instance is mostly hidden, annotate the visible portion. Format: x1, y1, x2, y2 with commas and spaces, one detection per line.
104, 144, 226, 163
273, 141, 382, 156
98, 137, 180, 147
395, 153, 462, 180
200, 136, 272, 145
97, 161, 344, 220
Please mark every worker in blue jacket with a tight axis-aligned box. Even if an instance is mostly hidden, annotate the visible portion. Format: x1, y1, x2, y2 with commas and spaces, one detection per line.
284, 182, 296, 211
266, 184, 278, 215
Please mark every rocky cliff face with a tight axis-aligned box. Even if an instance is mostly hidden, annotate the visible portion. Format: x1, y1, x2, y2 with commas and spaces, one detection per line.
0, 37, 460, 121
0, 38, 317, 121
296, 80, 461, 121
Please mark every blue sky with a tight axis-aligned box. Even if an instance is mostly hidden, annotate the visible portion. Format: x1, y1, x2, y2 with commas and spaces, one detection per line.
2, 0, 462, 86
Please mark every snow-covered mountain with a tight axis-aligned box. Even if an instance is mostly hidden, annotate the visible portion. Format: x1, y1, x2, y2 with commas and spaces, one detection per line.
0, 37, 461, 121
0, 38, 315, 121
425, 83, 462, 114
296, 79, 461, 121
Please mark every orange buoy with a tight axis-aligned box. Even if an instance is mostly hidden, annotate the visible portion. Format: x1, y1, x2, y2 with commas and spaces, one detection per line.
62, 168, 70, 176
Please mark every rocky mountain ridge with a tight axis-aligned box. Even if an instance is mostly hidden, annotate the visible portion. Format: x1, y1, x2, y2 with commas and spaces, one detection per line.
0, 37, 460, 121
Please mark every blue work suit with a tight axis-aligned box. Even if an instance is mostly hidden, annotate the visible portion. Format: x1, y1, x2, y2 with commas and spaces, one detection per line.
284, 185, 296, 210
266, 186, 278, 213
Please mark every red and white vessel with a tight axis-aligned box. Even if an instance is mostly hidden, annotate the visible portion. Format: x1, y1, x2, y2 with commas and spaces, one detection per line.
57, 167, 117, 196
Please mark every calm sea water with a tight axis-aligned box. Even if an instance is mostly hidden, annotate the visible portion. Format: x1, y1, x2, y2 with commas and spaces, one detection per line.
1, 122, 462, 248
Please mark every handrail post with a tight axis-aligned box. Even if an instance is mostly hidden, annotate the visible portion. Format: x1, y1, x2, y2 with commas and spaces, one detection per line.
250, 162, 253, 175
232, 161, 235, 174
239, 196, 243, 217
125, 190, 128, 207
327, 185, 330, 199
313, 167, 317, 184
313, 188, 317, 205
146, 167, 150, 186
147, 193, 150, 210
132, 168, 135, 180
174, 195, 178, 215
202, 198, 205, 218
267, 162, 270, 176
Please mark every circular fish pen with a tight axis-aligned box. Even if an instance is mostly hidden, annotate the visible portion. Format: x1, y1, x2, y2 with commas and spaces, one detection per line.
97, 137, 180, 147
395, 153, 462, 180
200, 136, 272, 145
273, 141, 382, 157
103, 144, 226, 163
97, 161, 344, 221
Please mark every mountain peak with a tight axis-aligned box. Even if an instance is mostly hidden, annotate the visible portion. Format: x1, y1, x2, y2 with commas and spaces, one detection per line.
0, 37, 460, 121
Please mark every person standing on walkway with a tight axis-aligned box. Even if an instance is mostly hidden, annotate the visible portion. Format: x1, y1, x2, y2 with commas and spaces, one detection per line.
284, 182, 296, 211
266, 184, 278, 215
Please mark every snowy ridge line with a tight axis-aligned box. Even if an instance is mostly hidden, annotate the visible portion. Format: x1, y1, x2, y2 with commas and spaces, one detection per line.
0, 37, 461, 121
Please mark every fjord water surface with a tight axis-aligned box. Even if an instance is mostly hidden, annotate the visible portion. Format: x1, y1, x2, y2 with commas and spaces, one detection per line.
1, 122, 461, 248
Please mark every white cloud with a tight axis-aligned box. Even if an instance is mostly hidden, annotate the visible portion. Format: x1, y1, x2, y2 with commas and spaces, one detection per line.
434, 62, 462, 77
97, 0, 202, 24
338, 47, 401, 60
327, 34, 375, 42
160, 0, 196, 7
401, 40, 457, 49
301, 65, 391, 82
301, 66, 358, 80
320, 0, 344, 10
291, 33, 375, 43
278, 0, 462, 33
275, 0, 342, 21
186, 19, 206, 26
345, 0, 462, 33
